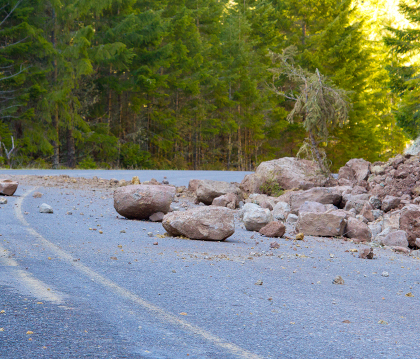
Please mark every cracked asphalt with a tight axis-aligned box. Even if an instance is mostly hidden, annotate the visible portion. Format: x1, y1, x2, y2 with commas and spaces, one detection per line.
1, 171, 420, 358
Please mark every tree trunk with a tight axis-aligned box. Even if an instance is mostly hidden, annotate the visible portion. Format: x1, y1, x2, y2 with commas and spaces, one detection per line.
67, 125, 76, 168
51, 9, 59, 169
308, 130, 327, 174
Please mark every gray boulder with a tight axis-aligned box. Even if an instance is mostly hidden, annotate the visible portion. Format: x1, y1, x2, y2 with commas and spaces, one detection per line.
296, 212, 346, 237
114, 185, 175, 220
243, 206, 272, 232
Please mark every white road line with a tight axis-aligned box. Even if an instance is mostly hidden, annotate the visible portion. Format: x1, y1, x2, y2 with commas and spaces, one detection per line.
15, 187, 264, 359
0, 244, 64, 304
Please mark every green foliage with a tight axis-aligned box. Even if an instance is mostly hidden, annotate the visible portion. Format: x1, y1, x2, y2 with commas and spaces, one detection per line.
259, 177, 284, 197
0, 0, 412, 170
78, 156, 97, 169
120, 142, 152, 169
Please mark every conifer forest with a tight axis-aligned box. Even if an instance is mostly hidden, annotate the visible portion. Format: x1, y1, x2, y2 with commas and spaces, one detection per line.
0, 0, 419, 171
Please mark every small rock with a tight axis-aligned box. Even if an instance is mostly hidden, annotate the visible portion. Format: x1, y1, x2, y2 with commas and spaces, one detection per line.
153, 242, 158, 245
406, 292, 414, 297
270, 242, 280, 249
162, 180, 169, 185
378, 320, 388, 325
131, 176, 140, 185
287, 214, 298, 223
255, 280, 263, 285
147, 232, 153, 237
120, 230, 126, 233
65, 211, 72, 215
149, 212, 165, 222
0, 198, 7, 204
332, 275, 344, 285
259, 221, 286, 238
32, 192, 43, 198
39, 203, 53, 214
295, 233, 304, 241
359, 248, 374, 259
381, 271, 389, 277
391, 246, 410, 254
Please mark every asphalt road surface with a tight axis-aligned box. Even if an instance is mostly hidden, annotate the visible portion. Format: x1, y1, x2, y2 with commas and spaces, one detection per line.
1, 172, 420, 358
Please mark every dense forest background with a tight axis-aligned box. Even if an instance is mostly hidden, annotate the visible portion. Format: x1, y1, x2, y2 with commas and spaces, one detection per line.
0, 0, 418, 171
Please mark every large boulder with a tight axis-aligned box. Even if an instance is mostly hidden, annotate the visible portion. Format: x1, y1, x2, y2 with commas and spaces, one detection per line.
114, 185, 175, 220
162, 206, 234, 241
296, 212, 346, 237
399, 204, 420, 247
338, 158, 371, 184
345, 217, 372, 241
0, 179, 18, 196
240, 157, 327, 194
196, 180, 241, 205
298, 201, 329, 214
242, 206, 272, 231
290, 187, 341, 214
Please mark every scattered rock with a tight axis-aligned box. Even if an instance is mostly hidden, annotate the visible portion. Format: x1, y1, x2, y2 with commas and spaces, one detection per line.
32, 192, 43, 198
147, 232, 153, 237
39, 203, 53, 214
296, 233, 305, 240
259, 221, 286, 238
255, 279, 263, 285
0, 198, 7, 204
381, 271, 389, 277
114, 185, 175, 220
358, 248, 374, 259
131, 176, 140, 185
149, 212, 165, 222
332, 276, 345, 285
392, 246, 410, 254
0, 179, 18, 196
270, 242, 280, 249
162, 206, 235, 241
153, 242, 158, 245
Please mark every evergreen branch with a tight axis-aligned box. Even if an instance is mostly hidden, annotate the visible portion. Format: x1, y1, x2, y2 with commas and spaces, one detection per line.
0, 36, 29, 50
0, 65, 29, 81
0, 0, 22, 27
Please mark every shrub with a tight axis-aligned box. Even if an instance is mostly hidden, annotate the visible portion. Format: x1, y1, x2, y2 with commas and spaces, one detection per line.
259, 178, 284, 197
78, 156, 97, 169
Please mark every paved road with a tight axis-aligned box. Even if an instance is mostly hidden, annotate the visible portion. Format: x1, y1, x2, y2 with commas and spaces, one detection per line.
1, 175, 420, 358
0, 169, 253, 187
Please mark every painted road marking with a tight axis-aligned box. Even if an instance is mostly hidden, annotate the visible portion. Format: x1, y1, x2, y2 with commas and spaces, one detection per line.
15, 188, 264, 359
0, 244, 64, 304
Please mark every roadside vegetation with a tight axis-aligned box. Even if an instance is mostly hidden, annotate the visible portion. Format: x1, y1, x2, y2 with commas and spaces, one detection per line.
0, 0, 417, 171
